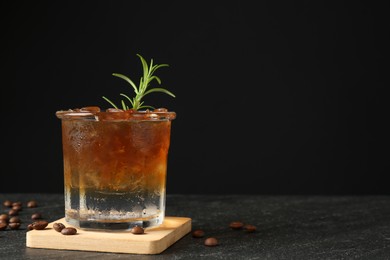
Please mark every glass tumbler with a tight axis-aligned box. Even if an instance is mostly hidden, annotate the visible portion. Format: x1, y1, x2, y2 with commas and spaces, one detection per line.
56, 107, 176, 231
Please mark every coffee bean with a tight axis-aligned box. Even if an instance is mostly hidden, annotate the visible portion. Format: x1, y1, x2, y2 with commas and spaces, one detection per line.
53, 223, 66, 232
0, 214, 8, 222
12, 205, 22, 212
0, 223, 7, 231
229, 221, 244, 229
192, 229, 205, 238
8, 209, 18, 216
3, 200, 12, 208
9, 216, 21, 223
27, 200, 38, 208
9, 222, 21, 230
243, 224, 257, 233
204, 237, 218, 246
131, 226, 144, 234
32, 220, 49, 230
61, 227, 77, 235
12, 201, 22, 207
27, 224, 34, 231
31, 213, 42, 220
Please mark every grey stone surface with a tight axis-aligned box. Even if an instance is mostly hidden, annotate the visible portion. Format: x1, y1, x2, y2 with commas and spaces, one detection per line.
1, 194, 390, 259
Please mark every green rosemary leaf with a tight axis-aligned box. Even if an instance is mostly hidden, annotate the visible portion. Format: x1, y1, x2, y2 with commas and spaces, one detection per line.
103, 54, 175, 110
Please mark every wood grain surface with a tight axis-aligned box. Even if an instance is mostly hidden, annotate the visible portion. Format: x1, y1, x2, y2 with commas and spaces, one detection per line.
26, 217, 192, 254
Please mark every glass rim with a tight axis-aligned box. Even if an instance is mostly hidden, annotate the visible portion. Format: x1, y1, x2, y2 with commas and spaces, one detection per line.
56, 107, 176, 121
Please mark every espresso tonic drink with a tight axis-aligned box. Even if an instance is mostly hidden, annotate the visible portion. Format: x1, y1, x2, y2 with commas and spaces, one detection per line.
56, 107, 176, 231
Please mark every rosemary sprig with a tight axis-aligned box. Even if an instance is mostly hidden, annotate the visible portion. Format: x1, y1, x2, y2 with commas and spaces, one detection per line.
103, 53, 175, 110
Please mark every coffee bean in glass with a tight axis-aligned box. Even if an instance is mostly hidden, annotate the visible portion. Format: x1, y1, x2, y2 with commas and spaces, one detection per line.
204, 237, 218, 246
229, 221, 244, 229
53, 223, 66, 232
61, 227, 77, 235
131, 226, 144, 234
192, 229, 205, 238
27, 200, 38, 208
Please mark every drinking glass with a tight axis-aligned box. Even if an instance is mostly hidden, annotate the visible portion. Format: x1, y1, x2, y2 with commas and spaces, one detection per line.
56, 107, 176, 231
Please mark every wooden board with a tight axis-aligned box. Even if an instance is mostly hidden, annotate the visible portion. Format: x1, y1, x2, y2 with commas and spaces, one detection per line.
26, 216, 191, 255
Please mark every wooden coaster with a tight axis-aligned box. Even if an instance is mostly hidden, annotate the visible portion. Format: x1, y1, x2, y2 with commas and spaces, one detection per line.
26, 216, 191, 254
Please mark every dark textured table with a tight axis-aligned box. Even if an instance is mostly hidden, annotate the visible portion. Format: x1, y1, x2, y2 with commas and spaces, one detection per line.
1, 194, 390, 259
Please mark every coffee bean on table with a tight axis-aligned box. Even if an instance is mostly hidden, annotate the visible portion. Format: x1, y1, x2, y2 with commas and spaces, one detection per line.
53, 223, 66, 232
9, 216, 21, 223
3, 200, 12, 207
9, 222, 21, 230
12, 201, 22, 207
243, 224, 257, 233
27, 224, 34, 231
192, 229, 205, 238
204, 237, 218, 246
229, 221, 244, 229
32, 220, 49, 230
0, 214, 8, 222
0, 223, 7, 231
131, 226, 144, 234
31, 213, 42, 220
8, 209, 18, 216
27, 200, 38, 208
12, 205, 22, 211
61, 227, 77, 235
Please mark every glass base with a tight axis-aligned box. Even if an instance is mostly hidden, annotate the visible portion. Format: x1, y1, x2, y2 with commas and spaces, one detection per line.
65, 215, 164, 232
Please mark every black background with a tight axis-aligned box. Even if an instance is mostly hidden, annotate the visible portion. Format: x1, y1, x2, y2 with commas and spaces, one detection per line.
0, 1, 388, 194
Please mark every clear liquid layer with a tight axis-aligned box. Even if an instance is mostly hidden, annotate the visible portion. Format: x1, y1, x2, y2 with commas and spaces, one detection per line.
65, 187, 165, 231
